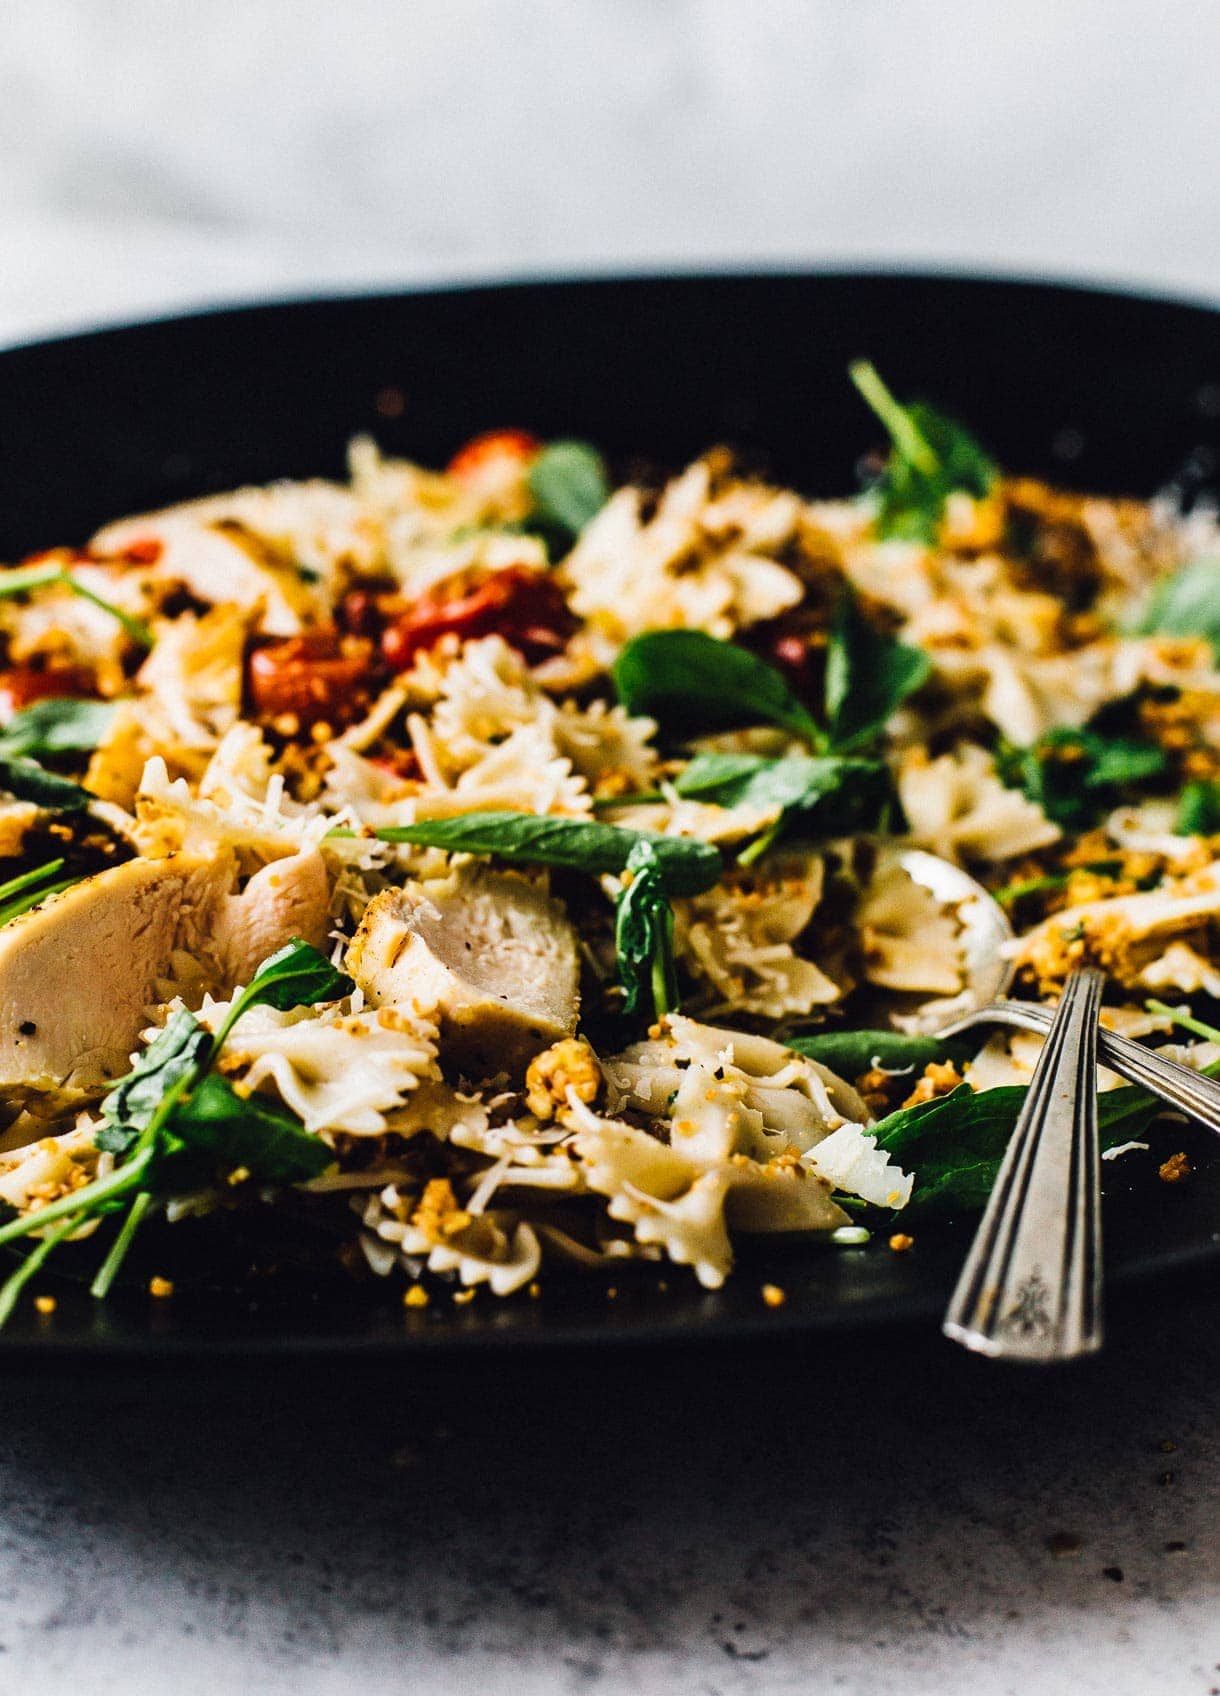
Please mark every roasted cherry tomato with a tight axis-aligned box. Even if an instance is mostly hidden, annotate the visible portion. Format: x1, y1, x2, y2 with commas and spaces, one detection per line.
381, 566, 575, 672
446, 428, 541, 482
246, 631, 378, 732
0, 665, 98, 721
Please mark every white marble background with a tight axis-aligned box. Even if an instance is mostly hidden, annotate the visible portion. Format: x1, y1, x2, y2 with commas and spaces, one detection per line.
1, 0, 1219, 347
0, 5, 1218, 1695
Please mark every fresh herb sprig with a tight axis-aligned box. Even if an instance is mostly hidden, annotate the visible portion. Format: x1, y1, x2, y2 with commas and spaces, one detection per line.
613, 840, 679, 1021
0, 561, 153, 650
849, 360, 997, 543
0, 939, 351, 1315
609, 590, 922, 861
613, 591, 928, 757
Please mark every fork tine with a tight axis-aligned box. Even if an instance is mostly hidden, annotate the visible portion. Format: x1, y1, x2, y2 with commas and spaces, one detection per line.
940, 1000, 1220, 1137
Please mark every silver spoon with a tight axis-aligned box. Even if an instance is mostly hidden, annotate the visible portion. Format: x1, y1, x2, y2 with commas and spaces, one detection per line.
891, 850, 1220, 1137
943, 966, 1105, 1360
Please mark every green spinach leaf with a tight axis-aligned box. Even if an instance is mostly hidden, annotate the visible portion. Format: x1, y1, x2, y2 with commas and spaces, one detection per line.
1176, 778, 1220, 836
357, 811, 723, 896
874, 1078, 1168, 1217
675, 750, 897, 846
849, 360, 997, 544
613, 629, 824, 746
527, 440, 609, 542
823, 590, 931, 749
0, 754, 92, 811
211, 937, 354, 1049
997, 728, 1167, 830
156, 1073, 334, 1188
786, 1028, 971, 1079
96, 1008, 213, 1155
0, 697, 116, 758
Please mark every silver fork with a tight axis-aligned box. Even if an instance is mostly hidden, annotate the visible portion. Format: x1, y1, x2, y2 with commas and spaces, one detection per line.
943, 968, 1106, 1362
937, 999, 1220, 1137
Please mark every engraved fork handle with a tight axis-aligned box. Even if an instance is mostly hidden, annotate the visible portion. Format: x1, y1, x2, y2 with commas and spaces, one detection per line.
952, 1000, 1220, 1137
943, 968, 1105, 1362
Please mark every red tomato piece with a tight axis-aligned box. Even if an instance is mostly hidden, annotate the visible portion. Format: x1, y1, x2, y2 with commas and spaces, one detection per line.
246, 631, 378, 732
446, 428, 541, 481
380, 567, 575, 672
0, 665, 98, 721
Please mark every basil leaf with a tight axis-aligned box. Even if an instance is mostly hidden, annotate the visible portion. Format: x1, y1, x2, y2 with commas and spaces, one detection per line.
997, 729, 1167, 830
786, 1029, 971, 1079
874, 1079, 1166, 1217
0, 697, 115, 758
96, 1009, 213, 1156
613, 630, 824, 746
823, 591, 931, 750
1176, 778, 1220, 836
156, 1073, 334, 1188
675, 751, 897, 842
1137, 557, 1220, 657
614, 840, 678, 1020
362, 812, 722, 896
0, 754, 92, 811
850, 360, 996, 544
527, 440, 609, 541
212, 937, 353, 1050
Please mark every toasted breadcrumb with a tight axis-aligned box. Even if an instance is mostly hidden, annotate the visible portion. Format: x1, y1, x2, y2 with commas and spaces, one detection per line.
889, 1233, 915, 1253
403, 1284, 430, 1308
760, 1283, 787, 1308
1158, 1152, 1191, 1184
525, 1037, 601, 1124
900, 1060, 963, 1110
148, 1276, 174, 1298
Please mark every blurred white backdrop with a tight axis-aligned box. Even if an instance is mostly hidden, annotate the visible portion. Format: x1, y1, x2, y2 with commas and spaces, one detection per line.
1, 0, 1217, 345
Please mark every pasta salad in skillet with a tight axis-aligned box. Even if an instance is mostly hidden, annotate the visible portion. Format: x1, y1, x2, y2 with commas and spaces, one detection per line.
0, 363, 1216, 1317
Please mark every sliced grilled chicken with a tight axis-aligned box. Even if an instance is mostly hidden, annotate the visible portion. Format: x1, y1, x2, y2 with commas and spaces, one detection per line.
0, 847, 331, 1096
347, 865, 579, 1077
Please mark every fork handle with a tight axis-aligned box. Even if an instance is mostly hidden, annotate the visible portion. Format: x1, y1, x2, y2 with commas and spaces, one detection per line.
944, 969, 1105, 1361
990, 1000, 1220, 1137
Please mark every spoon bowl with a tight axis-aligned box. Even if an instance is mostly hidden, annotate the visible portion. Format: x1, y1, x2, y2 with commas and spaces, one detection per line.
886, 849, 1016, 1036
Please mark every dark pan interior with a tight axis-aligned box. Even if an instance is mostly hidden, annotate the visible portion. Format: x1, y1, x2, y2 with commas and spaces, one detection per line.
0, 271, 1216, 1360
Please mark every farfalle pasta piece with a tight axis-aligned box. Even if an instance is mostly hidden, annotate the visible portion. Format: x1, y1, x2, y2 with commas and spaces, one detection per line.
898, 743, 1060, 864
675, 850, 842, 1019
562, 458, 805, 641
359, 1181, 542, 1295
207, 1000, 440, 1137
855, 858, 965, 997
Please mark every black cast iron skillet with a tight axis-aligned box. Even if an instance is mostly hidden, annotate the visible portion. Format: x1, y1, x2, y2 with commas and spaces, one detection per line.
0, 270, 1217, 1362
